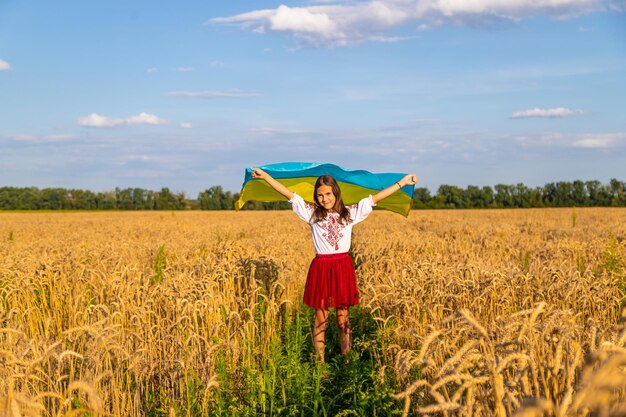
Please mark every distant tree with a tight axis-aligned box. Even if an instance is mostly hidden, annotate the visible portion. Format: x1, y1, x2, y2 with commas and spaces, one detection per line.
466, 185, 489, 208
198, 186, 237, 210
555, 182, 574, 207
176, 191, 187, 209
542, 183, 556, 207
155, 188, 179, 210
571, 180, 588, 206
95, 191, 116, 209
609, 178, 625, 206
495, 184, 513, 208
116, 188, 133, 210
262, 201, 291, 210
412, 187, 432, 209
465, 186, 479, 208
222, 191, 234, 210
16, 187, 41, 209
199, 186, 223, 210
585, 180, 603, 206
130, 188, 147, 209
41, 188, 68, 209
529, 187, 544, 208
0, 188, 16, 209
481, 186, 495, 208
69, 189, 97, 209
145, 190, 156, 210
511, 183, 531, 208
438, 185, 468, 208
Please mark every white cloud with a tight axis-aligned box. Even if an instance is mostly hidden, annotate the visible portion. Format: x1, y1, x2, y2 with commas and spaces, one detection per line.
78, 113, 124, 128
45, 134, 75, 141
0, 59, 12, 71
9, 133, 75, 143
168, 90, 262, 98
510, 107, 584, 118
176, 67, 194, 72
248, 127, 308, 135
209, 0, 609, 47
78, 112, 168, 128
209, 60, 224, 68
269, 5, 342, 39
123, 154, 156, 162
515, 132, 626, 148
126, 112, 167, 125
368, 34, 415, 42
572, 132, 626, 148
432, 0, 599, 17
146, 67, 158, 73
180, 122, 193, 129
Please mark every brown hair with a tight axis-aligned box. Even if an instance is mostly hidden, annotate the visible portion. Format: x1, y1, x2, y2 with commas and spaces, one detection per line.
312, 175, 351, 224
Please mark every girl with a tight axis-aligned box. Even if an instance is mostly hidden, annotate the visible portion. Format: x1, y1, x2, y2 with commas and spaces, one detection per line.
250, 167, 417, 362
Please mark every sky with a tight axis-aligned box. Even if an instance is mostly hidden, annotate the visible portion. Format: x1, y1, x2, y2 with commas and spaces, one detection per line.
1, 0, 625, 196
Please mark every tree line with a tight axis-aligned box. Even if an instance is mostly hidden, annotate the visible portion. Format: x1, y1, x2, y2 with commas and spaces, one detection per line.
0, 179, 624, 210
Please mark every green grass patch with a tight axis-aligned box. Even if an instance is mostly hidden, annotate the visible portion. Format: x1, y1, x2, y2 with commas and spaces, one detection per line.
206, 305, 403, 416
152, 245, 167, 285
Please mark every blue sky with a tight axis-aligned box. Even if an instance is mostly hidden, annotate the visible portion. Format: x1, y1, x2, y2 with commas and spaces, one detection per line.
1, 0, 624, 196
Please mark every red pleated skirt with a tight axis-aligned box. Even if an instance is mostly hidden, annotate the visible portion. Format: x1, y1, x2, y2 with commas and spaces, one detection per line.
303, 252, 359, 309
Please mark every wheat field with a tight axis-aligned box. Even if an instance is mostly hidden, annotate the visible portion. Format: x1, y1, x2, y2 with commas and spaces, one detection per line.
0, 208, 625, 416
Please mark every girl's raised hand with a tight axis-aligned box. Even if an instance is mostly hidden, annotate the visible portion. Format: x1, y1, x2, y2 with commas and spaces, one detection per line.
249, 167, 293, 199
250, 167, 268, 179
402, 174, 418, 186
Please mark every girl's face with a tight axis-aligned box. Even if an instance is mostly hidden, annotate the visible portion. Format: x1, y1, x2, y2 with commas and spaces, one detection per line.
316, 185, 336, 210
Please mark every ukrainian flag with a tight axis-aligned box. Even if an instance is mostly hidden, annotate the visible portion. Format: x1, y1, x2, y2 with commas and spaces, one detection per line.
235, 162, 415, 216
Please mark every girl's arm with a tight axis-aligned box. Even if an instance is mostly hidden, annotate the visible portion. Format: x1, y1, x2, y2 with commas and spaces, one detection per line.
372, 174, 418, 204
250, 167, 294, 200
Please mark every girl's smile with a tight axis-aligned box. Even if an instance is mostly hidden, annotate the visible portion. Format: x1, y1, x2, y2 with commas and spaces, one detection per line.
316, 185, 336, 210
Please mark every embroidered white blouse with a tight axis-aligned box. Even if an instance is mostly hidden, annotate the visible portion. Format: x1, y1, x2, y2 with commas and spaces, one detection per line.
289, 193, 376, 254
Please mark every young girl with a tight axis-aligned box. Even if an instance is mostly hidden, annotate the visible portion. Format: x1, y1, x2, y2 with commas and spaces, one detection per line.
250, 167, 417, 362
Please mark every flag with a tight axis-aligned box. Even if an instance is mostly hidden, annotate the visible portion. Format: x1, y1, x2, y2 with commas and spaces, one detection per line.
235, 162, 414, 216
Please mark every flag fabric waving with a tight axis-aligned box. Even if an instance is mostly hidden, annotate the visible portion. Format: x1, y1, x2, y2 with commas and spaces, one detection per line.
235, 162, 415, 216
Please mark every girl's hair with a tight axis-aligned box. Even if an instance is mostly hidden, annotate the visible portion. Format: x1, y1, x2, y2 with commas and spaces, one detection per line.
312, 175, 351, 224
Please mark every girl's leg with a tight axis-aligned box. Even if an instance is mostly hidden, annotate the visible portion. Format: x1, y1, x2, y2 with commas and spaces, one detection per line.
313, 308, 328, 362
336, 307, 351, 355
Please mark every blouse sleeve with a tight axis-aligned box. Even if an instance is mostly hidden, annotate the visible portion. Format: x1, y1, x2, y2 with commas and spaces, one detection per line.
289, 192, 315, 223
350, 195, 376, 226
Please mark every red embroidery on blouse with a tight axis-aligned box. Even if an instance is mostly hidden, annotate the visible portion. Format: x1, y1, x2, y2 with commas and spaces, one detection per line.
320, 213, 346, 250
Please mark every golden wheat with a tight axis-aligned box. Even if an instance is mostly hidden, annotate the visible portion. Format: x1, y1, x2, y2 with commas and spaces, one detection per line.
0, 208, 624, 416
